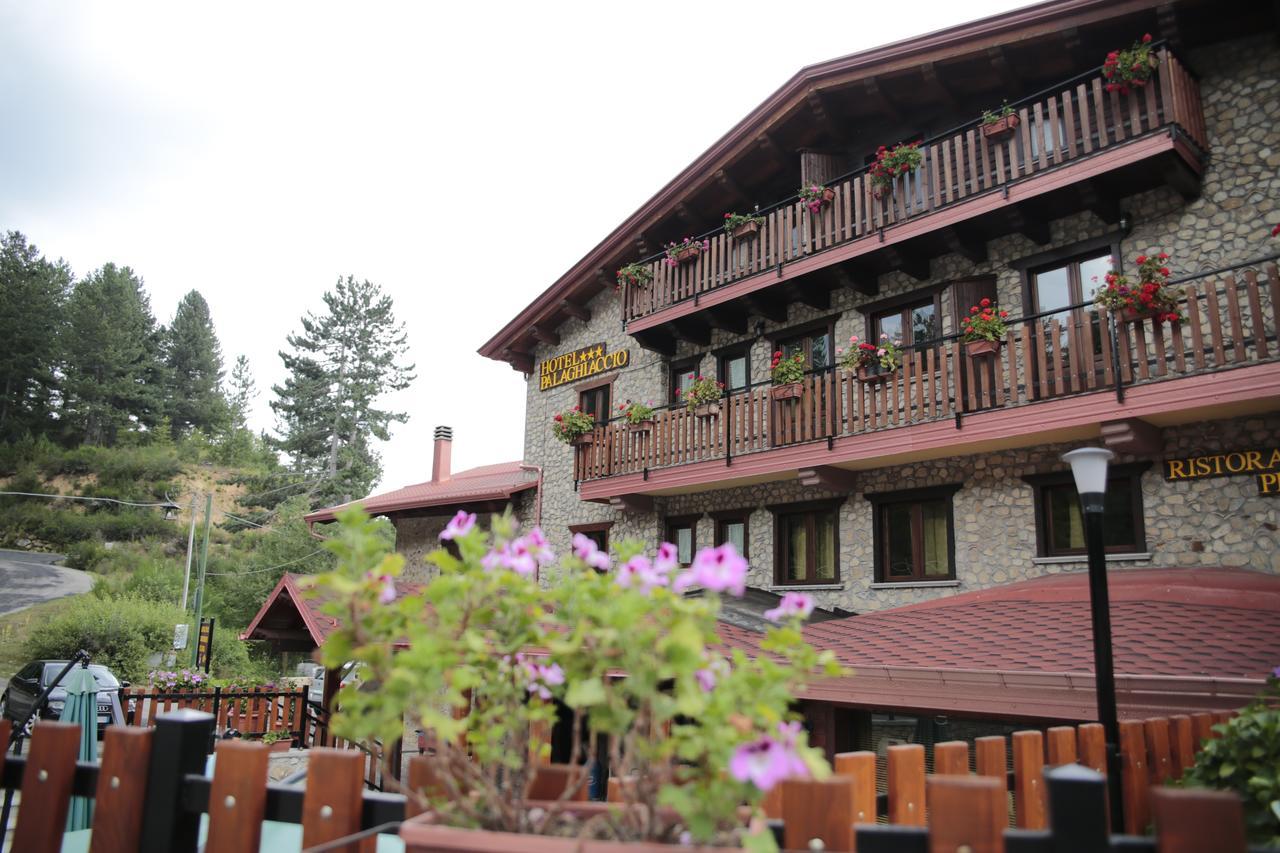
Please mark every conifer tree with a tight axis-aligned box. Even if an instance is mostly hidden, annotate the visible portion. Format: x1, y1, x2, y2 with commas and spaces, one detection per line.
227, 354, 256, 430
164, 290, 228, 437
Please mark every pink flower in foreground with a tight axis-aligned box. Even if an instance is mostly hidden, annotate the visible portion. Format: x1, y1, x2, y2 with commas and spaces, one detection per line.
364, 570, 397, 604
764, 592, 815, 622
517, 654, 565, 701
674, 543, 748, 596
481, 528, 555, 577
616, 555, 671, 594
571, 532, 612, 571
729, 726, 809, 791
695, 658, 729, 692
654, 542, 679, 574
439, 510, 476, 541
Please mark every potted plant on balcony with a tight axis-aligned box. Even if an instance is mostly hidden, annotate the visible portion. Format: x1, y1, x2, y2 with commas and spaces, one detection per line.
552, 406, 596, 446
664, 237, 710, 267
869, 142, 923, 200
305, 509, 839, 851
260, 730, 293, 753
616, 262, 653, 291
980, 102, 1020, 141
961, 298, 1009, 358
769, 351, 806, 401
723, 211, 764, 240
1102, 33, 1158, 95
678, 375, 724, 418
839, 334, 902, 384
797, 183, 836, 214
1093, 251, 1181, 324
618, 400, 656, 432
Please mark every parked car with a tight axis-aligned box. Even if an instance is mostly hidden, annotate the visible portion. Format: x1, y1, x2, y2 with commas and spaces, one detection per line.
0, 660, 127, 735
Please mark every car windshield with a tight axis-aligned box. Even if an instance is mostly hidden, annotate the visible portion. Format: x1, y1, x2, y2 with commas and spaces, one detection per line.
42, 664, 120, 689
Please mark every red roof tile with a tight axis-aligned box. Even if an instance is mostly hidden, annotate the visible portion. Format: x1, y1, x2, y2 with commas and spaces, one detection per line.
304, 461, 537, 523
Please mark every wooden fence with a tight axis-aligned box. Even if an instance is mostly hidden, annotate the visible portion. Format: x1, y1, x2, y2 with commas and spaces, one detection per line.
0, 711, 1258, 852
621, 47, 1205, 326
579, 260, 1280, 483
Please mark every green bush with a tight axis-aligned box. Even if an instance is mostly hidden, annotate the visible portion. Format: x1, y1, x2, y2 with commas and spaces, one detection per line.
64, 539, 108, 571
1180, 672, 1280, 845
23, 596, 186, 682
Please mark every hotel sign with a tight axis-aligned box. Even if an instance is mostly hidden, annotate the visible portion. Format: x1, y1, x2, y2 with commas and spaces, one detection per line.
538, 342, 629, 391
1163, 448, 1280, 496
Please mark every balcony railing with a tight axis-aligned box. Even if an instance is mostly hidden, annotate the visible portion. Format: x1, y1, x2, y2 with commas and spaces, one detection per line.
621, 48, 1207, 327
578, 259, 1280, 484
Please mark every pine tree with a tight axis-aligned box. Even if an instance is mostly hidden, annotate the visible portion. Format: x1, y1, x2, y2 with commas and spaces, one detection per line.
61, 264, 166, 445
164, 290, 228, 437
226, 354, 256, 430
271, 276, 415, 505
0, 232, 73, 441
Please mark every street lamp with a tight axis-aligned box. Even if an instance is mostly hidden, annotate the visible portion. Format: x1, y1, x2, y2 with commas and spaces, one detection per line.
1061, 446, 1124, 833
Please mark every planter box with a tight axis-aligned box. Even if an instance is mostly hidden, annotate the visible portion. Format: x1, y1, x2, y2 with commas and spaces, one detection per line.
401, 805, 682, 852
1117, 307, 1158, 324
693, 402, 721, 418
981, 113, 1020, 141
857, 365, 893, 385
674, 245, 702, 265
730, 220, 760, 240
628, 420, 654, 433
570, 433, 595, 447
266, 739, 291, 754
770, 382, 803, 401
965, 340, 1000, 358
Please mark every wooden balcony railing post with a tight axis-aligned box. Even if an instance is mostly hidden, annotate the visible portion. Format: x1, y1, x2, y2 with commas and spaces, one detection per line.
141, 709, 215, 853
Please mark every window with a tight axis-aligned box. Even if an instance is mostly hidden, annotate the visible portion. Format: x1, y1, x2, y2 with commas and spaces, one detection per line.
569, 522, 612, 570
712, 510, 750, 559
1024, 464, 1149, 557
717, 347, 751, 393
774, 320, 835, 371
770, 500, 841, 585
867, 485, 961, 583
1029, 251, 1112, 322
873, 299, 940, 348
578, 384, 611, 427
665, 515, 699, 566
670, 360, 698, 406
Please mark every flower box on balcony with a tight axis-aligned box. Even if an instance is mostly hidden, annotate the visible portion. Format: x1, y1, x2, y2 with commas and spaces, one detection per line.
770, 382, 803, 401
675, 244, 702, 264
693, 402, 721, 418
628, 419, 654, 433
857, 364, 893, 385
981, 113, 1020, 141
401, 804, 691, 852
571, 433, 595, 447
965, 340, 1001, 358
731, 219, 760, 240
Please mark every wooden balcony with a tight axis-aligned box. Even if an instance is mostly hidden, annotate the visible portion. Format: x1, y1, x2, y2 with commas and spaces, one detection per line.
578, 260, 1280, 500
621, 49, 1207, 348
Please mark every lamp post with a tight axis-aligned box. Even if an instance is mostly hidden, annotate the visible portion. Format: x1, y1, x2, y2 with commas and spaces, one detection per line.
1061, 446, 1125, 833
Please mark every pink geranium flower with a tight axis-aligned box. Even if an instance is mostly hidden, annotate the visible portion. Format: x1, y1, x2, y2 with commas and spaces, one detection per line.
439, 510, 476, 541
728, 724, 809, 791
616, 554, 671, 594
674, 543, 748, 596
571, 532, 612, 571
763, 592, 815, 622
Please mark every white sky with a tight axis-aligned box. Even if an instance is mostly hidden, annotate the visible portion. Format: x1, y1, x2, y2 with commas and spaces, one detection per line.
1, 0, 1025, 492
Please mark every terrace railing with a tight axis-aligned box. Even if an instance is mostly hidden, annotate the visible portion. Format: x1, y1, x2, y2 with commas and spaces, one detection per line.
621, 47, 1206, 326
578, 259, 1280, 484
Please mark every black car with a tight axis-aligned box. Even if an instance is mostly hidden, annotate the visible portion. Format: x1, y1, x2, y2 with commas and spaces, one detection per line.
0, 660, 127, 735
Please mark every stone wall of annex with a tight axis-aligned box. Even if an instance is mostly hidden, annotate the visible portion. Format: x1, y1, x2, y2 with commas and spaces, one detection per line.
391, 489, 534, 587
513, 34, 1280, 608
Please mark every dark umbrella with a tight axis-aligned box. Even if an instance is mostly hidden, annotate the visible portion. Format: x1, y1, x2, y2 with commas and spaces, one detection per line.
58, 664, 98, 831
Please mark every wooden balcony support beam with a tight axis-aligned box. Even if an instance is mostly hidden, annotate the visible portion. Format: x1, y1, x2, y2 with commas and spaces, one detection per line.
798, 466, 858, 492
715, 170, 752, 207
706, 304, 750, 335
883, 246, 931, 282
805, 90, 841, 142
920, 62, 959, 111
985, 46, 1023, 91
743, 292, 789, 324
502, 348, 534, 373
1100, 418, 1165, 456
1157, 3, 1183, 49
633, 327, 678, 357
1076, 183, 1122, 225
561, 299, 592, 322
942, 226, 988, 264
635, 233, 651, 257
609, 494, 654, 514
671, 317, 711, 346
675, 202, 700, 228
530, 324, 560, 347
789, 280, 831, 311
756, 133, 785, 160
862, 78, 901, 124
1005, 207, 1052, 246
837, 261, 880, 296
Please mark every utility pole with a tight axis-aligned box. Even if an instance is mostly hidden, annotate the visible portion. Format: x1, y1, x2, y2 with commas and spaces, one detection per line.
190, 493, 213, 667
179, 493, 198, 610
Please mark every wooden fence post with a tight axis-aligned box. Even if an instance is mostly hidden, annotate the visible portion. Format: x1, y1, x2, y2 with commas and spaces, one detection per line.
927, 776, 1005, 853
140, 709, 215, 853
887, 743, 927, 826
1045, 726, 1077, 766
1076, 722, 1106, 774
204, 740, 270, 853
11, 722, 80, 852
781, 777, 857, 852
1168, 715, 1195, 776
1044, 764, 1110, 850
933, 740, 970, 775
974, 736, 1006, 781
1190, 712, 1215, 745
833, 751, 877, 825
1118, 719, 1150, 835
1011, 730, 1046, 829
302, 749, 369, 853
1144, 717, 1174, 784
89, 727, 154, 853
1151, 787, 1247, 853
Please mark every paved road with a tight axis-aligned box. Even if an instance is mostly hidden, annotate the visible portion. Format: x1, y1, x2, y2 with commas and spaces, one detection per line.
0, 549, 89, 616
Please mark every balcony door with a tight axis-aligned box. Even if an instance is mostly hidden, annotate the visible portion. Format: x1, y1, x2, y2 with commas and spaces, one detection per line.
1027, 250, 1112, 392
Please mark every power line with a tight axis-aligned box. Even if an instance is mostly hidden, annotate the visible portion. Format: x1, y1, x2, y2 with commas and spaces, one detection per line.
204, 549, 327, 576
0, 490, 181, 509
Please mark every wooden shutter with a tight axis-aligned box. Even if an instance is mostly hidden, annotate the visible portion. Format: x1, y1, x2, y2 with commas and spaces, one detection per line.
950, 275, 999, 327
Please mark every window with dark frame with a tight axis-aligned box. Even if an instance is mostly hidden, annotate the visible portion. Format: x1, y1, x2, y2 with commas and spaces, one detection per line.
712, 510, 750, 559
867, 485, 961, 583
1024, 245, 1116, 357
669, 361, 698, 406
771, 501, 840, 585
717, 347, 751, 393
1024, 464, 1149, 557
569, 522, 612, 570
872, 299, 940, 349
774, 320, 835, 372
578, 384, 611, 427
665, 515, 699, 567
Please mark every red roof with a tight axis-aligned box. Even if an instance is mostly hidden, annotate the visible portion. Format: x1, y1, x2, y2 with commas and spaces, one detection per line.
241, 572, 426, 646
720, 567, 1280, 721
304, 461, 537, 524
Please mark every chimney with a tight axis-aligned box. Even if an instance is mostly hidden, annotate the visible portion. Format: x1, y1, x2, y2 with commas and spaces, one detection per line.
432, 425, 453, 483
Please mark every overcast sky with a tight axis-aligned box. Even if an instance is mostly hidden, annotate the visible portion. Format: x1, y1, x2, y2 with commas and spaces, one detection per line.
1, 0, 1025, 492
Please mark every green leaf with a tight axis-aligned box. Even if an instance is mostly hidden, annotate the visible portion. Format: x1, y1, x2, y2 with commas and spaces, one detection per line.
565, 677, 606, 709
1219, 763, 1237, 779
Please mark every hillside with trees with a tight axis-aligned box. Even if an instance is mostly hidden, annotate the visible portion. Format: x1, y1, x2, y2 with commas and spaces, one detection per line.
0, 229, 409, 681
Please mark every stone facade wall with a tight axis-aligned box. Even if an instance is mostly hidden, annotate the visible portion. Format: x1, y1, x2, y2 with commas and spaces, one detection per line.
508, 34, 1280, 610
391, 489, 534, 585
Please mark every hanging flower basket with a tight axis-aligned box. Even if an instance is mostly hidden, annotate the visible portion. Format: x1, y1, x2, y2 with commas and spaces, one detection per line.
732, 220, 760, 240
965, 340, 1001, 358
981, 113, 1020, 141
675, 245, 701, 264
664, 238, 709, 267
628, 419, 654, 432
857, 364, 893, 385
694, 402, 721, 418
571, 432, 595, 447
797, 184, 836, 214
770, 382, 803, 401
724, 212, 763, 241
